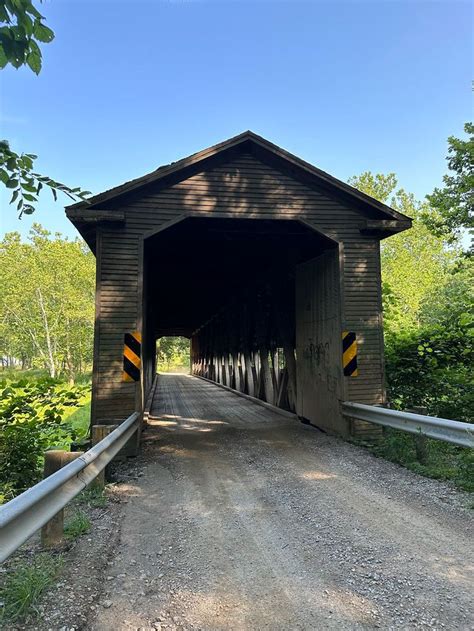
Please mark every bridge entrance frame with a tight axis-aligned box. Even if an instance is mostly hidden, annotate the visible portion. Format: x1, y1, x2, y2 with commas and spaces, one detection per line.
67, 131, 411, 448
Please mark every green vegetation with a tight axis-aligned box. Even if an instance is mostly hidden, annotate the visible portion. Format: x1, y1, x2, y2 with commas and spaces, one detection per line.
157, 336, 190, 373
0, 0, 89, 216
0, 553, 63, 623
0, 225, 95, 381
365, 431, 473, 493
76, 485, 107, 509
350, 161, 473, 490
425, 122, 473, 245
64, 396, 92, 438
64, 510, 91, 540
0, 375, 91, 503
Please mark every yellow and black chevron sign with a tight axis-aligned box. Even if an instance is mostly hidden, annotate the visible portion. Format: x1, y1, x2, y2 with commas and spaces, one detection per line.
122, 331, 141, 382
342, 331, 358, 377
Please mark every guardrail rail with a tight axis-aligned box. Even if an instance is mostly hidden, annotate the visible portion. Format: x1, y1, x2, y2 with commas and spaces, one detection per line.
342, 402, 474, 448
0, 412, 140, 563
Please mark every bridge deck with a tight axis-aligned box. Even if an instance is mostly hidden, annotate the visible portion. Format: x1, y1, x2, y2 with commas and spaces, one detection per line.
93, 374, 472, 630
149, 372, 290, 429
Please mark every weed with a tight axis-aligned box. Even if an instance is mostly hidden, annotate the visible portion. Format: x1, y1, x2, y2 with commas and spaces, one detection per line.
77, 485, 107, 508
0, 553, 63, 623
64, 510, 91, 539
363, 428, 473, 492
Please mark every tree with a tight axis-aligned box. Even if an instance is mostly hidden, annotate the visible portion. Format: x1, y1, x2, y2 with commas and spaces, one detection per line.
350, 172, 473, 422
348, 171, 397, 204
0, 225, 95, 380
157, 337, 190, 372
425, 122, 474, 245
348, 172, 457, 334
0, 0, 89, 216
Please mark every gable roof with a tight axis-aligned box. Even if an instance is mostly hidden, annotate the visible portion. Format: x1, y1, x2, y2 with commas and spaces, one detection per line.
66, 130, 411, 229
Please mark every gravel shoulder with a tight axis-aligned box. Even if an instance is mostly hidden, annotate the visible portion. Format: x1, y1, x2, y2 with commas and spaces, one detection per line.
8, 374, 472, 631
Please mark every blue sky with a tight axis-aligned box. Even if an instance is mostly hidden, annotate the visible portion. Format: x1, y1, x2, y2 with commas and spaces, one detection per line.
0, 0, 472, 239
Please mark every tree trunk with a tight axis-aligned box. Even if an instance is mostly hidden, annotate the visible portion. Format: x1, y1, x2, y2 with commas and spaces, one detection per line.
36, 287, 56, 378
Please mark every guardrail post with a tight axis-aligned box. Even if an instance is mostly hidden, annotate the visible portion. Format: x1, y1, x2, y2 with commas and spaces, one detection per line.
91, 424, 118, 489
41, 450, 83, 548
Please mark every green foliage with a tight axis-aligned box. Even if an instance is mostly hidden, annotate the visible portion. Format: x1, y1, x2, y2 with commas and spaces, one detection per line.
367, 429, 473, 493
348, 171, 397, 204
0, 140, 91, 217
0, 378, 90, 501
349, 172, 457, 333
0, 0, 54, 74
64, 510, 90, 539
157, 336, 190, 373
385, 258, 473, 422
0, 553, 63, 623
0, 419, 43, 502
425, 122, 474, 245
0, 225, 95, 380
385, 327, 473, 423
64, 397, 91, 440
382, 191, 456, 333
420, 257, 474, 329
0, 1, 90, 215
350, 170, 473, 491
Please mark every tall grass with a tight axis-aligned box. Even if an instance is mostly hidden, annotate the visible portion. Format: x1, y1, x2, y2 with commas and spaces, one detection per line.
0, 554, 63, 623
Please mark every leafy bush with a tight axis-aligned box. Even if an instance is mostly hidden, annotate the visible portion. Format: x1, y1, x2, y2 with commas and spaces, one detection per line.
0, 421, 44, 502
0, 378, 90, 502
385, 325, 473, 423
381, 308, 473, 492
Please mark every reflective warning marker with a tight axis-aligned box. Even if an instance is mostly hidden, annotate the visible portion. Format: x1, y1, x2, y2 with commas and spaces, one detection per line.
123, 331, 141, 382
342, 331, 358, 377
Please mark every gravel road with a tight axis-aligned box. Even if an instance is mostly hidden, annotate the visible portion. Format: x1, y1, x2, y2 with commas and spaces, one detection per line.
91, 374, 472, 631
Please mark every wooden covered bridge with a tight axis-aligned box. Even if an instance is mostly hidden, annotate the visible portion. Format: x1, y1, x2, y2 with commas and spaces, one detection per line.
66, 131, 411, 448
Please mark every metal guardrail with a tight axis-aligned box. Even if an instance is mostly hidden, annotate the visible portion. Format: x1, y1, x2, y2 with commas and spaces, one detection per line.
0, 412, 140, 563
342, 402, 474, 448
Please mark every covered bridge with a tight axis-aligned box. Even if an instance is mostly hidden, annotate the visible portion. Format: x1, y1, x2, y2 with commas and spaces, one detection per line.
66, 131, 411, 446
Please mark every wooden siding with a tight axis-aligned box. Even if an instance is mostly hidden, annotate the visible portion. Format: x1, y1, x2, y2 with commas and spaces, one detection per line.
92, 152, 385, 430
296, 249, 345, 433
92, 226, 141, 422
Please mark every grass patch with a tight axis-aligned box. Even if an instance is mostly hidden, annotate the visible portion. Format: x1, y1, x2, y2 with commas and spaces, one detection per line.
364, 428, 474, 492
64, 510, 91, 540
0, 553, 63, 623
77, 485, 107, 508
63, 395, 91, 441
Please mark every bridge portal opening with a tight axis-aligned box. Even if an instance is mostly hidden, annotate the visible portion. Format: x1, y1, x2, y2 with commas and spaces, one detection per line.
142, 215, 341, 421
156, 336, 190, 374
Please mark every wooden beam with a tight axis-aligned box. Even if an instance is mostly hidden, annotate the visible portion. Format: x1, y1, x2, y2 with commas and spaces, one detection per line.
66, 209, 125, 223
360, 219, 412, 235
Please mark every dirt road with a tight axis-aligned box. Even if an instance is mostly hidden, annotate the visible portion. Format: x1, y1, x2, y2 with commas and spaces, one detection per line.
92, 374, 472, 630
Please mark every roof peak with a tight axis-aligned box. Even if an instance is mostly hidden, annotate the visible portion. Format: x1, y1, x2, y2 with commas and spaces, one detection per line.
66, 131, 411, 228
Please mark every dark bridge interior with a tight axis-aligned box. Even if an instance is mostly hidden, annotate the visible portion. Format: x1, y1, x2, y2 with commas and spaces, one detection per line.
144, 216, 336, 339
142, 215, 338, 414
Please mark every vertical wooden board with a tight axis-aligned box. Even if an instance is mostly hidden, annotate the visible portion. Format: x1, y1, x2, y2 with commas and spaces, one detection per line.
295, 248, 346, 434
